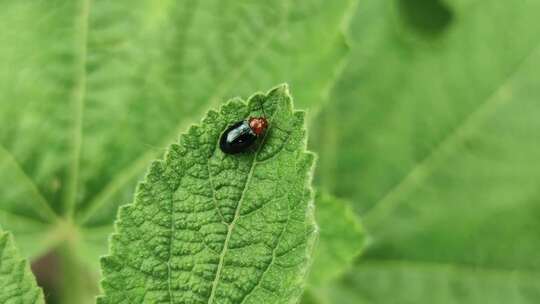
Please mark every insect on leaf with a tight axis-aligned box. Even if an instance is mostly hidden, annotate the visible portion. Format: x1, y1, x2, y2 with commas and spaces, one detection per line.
98, 85, 317, 304
0, 0, 355, 265
0, 227, 44, 304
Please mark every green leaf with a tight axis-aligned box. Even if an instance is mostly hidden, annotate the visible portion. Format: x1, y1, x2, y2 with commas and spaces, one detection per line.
314, 0, 540, 302
98, 86, 317, 304
0, 0, 355, 264
307, 192, 364, 287
301, 193, 364, 304
327, 261, 540, 304
0, 227, 44, 304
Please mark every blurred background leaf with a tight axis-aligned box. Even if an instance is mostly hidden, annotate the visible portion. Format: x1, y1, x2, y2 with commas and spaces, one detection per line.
312, 0, 540, 302
0, 0, 356, 302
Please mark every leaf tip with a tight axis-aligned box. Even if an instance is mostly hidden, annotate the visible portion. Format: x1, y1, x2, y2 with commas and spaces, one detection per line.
269, 82, 291, 98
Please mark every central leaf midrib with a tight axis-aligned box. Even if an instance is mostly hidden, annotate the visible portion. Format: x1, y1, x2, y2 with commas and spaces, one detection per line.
206, 103, 280, 304
206, 152, 260, 304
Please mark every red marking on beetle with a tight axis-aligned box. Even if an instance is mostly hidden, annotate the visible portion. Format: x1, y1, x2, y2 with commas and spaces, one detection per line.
249, 117, 268, 136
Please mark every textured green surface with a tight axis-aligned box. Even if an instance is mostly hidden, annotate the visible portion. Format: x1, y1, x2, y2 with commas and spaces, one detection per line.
0, 0, 354, 262
313, 0, 540, 302
0, 228, 44, 304
98, 86, 317, 304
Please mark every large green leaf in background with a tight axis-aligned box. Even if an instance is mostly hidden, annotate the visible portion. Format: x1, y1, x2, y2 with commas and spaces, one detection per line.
313, 0, 540, 302
99, 86, 317, 304
0, 227, 44, 304
0, 0, 355, 264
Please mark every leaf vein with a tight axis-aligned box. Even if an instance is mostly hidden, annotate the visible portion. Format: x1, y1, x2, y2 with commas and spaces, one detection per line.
207, 101, 281, 304
0, 145, 56, 222
64, 0, 91, 217
364, 40, 540, 226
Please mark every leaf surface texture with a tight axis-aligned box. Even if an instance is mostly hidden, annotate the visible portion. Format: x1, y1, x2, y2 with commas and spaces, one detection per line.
98, 86, 316, 304
0, 228, 44, 304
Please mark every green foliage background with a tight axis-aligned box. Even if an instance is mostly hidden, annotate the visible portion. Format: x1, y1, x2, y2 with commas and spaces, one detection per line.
1, 0, 539, 303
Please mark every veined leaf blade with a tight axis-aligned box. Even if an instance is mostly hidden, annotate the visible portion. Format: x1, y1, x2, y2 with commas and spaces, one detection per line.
98, 86, 316, 304
0, 228, 44, 304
